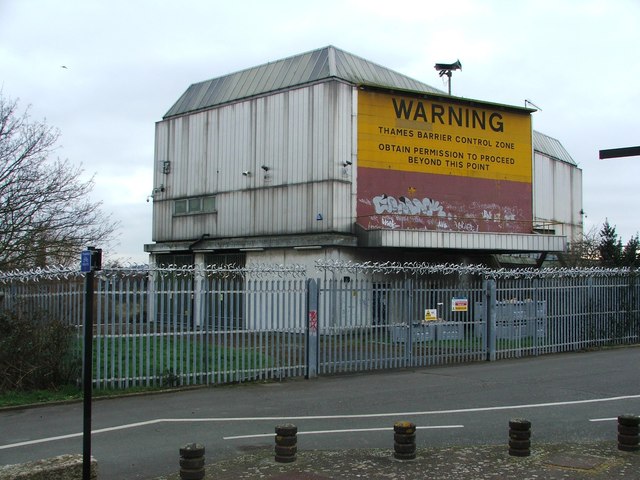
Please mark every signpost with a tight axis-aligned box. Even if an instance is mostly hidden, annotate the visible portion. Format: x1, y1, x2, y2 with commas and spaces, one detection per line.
81, 247, 101, 480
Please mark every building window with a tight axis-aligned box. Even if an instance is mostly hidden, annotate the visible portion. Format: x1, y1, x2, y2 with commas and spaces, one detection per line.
202, 196, 216, 212
174, 200, 188, 214
174, 196, 216, 216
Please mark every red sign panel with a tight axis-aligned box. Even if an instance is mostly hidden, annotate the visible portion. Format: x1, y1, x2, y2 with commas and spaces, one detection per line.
357, 169, 532, 233
309, 310, 318, 333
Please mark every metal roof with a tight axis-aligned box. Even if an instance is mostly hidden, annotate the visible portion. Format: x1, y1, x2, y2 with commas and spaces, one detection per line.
164, 48, 577, 169
164, 46, 445, 118
533, 130, 577, 166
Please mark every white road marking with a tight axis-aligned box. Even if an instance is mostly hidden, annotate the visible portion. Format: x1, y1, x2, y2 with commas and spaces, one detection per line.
589, 417, 618, 422
1, 394, 638, 451
223, 424, 464, 440
0, 432, 83, 450
0, 420, 166, 450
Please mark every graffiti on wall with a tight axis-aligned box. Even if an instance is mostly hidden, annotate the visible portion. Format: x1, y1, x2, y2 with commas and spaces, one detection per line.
372, 194, 448, 217
360, 193, 521, 233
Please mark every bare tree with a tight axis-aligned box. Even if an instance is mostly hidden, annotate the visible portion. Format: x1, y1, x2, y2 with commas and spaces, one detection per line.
562, 226, 601, 267
0, 93, 118, 270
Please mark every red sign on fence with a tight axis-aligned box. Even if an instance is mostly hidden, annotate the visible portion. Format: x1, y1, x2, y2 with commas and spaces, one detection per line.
309, 310, 318, 333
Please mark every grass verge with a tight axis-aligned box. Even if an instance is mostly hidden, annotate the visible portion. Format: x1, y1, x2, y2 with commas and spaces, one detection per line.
0, 384, 189, 409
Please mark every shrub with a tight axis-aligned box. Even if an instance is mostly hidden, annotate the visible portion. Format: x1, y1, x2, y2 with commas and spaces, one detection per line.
0, 306, 80, 393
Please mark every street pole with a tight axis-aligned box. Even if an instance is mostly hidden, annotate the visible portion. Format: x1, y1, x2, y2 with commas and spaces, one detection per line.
81, 247, 101, 480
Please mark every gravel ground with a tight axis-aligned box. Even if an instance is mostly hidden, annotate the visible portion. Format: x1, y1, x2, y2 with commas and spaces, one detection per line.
156, 441, 640, 480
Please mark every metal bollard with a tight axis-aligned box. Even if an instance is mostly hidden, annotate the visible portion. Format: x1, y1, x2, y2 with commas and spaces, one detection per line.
275, 424, 298, 463
508, 418, 531, 457
179, 443, 205, 480
617, 414, 640, 452
393, 421, 416, 460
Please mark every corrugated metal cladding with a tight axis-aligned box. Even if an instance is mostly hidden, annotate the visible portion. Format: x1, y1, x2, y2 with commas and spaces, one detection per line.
533, 150, 583, 240
533, 131, 576, 166
358, 229, 566, 252
152, 81, 354, 242
164, 46, 444, 118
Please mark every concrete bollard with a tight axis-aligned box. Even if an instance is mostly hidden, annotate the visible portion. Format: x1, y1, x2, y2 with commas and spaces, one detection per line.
275, 424, 298, 463
508, 418, 531, 457
393, 421, 417, 460
617, 414, 640, 452
179, 443, 205, 480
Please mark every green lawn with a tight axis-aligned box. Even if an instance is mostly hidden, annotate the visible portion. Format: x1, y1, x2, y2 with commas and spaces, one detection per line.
0, 335, 280, 407
91, 334, 279, 387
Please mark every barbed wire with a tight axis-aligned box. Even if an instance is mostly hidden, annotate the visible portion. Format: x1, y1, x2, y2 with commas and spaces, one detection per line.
0, 262, 637, 284
484, 266, 638, 280
315, 260, 639, 280
315, 260, 491, 276
98, 262, 308, 279
0, 265, 83, 283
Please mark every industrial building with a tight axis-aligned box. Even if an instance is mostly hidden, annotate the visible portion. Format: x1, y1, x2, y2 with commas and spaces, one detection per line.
144, 46, 582, 269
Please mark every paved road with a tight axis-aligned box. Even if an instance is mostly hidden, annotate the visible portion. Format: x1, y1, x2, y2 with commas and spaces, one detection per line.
1, 347, 639, 479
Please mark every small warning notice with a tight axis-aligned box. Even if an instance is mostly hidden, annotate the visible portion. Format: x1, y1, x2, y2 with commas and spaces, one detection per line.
424, 309, 438, 322
451, 297, 468, 312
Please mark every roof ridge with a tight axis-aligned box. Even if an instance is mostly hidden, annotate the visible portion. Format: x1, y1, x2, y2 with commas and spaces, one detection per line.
327, 45, 337, 77
164, 46, 443, 118
189, 46, 335, 88
533, 130, 577, 166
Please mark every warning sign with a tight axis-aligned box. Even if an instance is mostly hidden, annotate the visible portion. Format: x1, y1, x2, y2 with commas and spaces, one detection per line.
451, 298, 468, 312
424, 309, 438, 322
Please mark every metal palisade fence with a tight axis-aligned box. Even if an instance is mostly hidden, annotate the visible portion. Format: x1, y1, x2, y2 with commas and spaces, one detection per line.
0, 262, 638, 390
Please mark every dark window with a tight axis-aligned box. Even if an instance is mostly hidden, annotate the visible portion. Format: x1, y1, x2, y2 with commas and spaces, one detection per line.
174, 196, 216, 216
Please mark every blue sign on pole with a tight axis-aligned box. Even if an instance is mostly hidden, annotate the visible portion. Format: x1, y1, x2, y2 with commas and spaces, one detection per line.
81, 250, 92, 272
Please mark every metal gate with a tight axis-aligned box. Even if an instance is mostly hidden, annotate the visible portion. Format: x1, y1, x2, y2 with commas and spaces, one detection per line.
312, 274, 488, 376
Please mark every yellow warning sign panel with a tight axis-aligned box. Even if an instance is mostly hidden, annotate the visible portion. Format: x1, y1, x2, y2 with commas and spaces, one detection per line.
424, 309, 438, 322
357, 90, 533, 183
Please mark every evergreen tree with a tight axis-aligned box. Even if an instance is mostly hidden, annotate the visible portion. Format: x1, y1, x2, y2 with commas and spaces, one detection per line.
598, 220, 622, 267
622, 234, 640, 268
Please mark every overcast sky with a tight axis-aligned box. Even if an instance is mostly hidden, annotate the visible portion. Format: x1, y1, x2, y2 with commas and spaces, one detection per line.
1, 0, 639, 263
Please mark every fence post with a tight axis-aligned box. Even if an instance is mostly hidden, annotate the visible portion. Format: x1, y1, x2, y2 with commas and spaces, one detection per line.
306, 278, 319, 379
532, 278, 539, 356
486, 279, 497, 362
192, 257, 205, 328
405, 277, 413, 366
